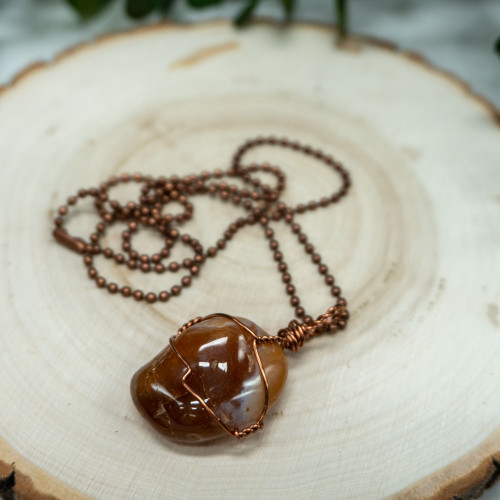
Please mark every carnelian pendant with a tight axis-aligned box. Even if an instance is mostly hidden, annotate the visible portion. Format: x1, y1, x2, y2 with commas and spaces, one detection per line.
131, 314, 288, 444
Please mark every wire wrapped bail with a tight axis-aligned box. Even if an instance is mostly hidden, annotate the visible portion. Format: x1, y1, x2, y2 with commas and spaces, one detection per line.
278, 305, 349, 351
278, 320, 307, 351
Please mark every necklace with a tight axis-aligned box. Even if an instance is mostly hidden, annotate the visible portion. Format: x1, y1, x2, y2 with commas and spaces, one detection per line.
52, 137, 351, 444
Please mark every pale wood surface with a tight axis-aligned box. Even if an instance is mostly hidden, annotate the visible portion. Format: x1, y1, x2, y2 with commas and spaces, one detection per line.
0, 22, 499, 500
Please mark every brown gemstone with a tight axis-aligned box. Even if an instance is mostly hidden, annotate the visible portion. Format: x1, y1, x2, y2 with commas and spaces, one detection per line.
131, 314, 288, 444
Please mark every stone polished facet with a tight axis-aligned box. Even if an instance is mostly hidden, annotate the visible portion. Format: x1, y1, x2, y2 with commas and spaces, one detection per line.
131, 315, 288, 444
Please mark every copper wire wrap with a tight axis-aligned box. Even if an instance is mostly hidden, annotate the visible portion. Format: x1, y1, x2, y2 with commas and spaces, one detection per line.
176, 317, 204, 336
174, 314, 271, 439
234, 423, 263, 439
277, 305, 349, 351
278, 320, 308, 351
53, 136, 352, 439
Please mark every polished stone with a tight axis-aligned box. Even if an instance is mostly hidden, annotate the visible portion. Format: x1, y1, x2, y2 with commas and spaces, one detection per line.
131, 314, 287, 444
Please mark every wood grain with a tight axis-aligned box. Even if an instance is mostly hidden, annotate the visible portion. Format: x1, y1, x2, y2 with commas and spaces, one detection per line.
0, 21, 499, 500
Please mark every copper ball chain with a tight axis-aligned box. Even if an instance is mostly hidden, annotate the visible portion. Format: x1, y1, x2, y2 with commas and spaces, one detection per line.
53, 136, 350, 330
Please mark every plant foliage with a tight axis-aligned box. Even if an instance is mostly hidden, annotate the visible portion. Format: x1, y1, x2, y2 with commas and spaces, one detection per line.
60, 0, 500, 58
63, 0, 346, 34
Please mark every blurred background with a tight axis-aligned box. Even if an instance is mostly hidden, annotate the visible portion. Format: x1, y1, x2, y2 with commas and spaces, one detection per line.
1, 0, 499, 107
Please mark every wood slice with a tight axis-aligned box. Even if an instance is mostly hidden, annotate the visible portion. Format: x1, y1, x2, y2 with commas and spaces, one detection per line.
1, 21, 499, 500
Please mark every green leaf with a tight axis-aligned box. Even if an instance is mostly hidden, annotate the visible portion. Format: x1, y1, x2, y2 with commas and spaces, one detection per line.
281, 0, 294, 18
495, 37, 500, 57
64, 0, 113, 18
158, 0, 175, 15
234, 0, 259, 27
187, 0, 223, 7
126, 0, 159, 18
336, 0, 347, 38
